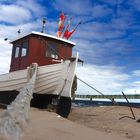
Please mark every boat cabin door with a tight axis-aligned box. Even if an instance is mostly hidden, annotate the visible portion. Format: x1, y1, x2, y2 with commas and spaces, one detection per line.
10, 40, 29, 72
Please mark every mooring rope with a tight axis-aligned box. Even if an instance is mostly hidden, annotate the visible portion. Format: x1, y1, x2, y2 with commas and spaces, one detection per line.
0, 63, 38, 140
77, 77, 116, 103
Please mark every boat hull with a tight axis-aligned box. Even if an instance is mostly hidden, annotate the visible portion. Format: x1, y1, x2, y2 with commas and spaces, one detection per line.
0, 55, 78, 98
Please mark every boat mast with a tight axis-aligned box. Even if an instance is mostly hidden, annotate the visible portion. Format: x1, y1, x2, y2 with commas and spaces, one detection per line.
41, 18, 46, 33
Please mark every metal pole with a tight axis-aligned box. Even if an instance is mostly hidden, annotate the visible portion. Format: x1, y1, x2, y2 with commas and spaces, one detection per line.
41, 18, 46, 33
122, 91, 136, 120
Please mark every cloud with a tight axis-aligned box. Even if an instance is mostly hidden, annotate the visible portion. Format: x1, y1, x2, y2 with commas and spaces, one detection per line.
98, 0, 118, 6
70, 3, 139, 68
123, 87, 140, 95
0, 4, 32, 24
74, 22, 125, 42
0, 0, 48, 74
0, 0, 46, 24
132, 70, 140, 76
92, 4, 113, 18
0, 0, 140, 97
15, 0, 46, 17
0, 20, 42, 40
98, 0, 126, 7
53, 0, 93, 15
0, 38, 12, 74
128, 0, 140, 11
76, 64, 140, 95
72, 20, 132, 66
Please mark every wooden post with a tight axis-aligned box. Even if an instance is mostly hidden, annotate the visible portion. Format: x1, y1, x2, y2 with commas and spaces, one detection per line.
122, 91, 136, 120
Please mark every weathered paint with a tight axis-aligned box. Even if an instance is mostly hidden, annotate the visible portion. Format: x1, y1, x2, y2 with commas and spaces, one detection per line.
10, 34, 73, 72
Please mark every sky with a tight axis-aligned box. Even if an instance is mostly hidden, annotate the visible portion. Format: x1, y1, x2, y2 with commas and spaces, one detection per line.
0, 0, 140, 95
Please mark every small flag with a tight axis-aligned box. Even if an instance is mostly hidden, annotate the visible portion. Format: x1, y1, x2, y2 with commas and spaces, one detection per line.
57, 31, 62, 38
57, 12, 66, 37
63, 19, 81, 40
63, 29, 75, 39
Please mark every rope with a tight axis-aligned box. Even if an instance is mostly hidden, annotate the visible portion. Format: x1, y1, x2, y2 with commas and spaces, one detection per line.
77, 77, 116, 103
0, 63, 38, 140
41, 39, 65, 60
47, 44, 65, 60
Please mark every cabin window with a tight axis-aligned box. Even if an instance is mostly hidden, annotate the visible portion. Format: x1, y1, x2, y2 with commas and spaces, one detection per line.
21, 41, 28, 57
15, 47, 20, 58
46, 43, 58, 59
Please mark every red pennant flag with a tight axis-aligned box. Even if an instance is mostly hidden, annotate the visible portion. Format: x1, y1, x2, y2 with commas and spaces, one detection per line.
63, 29, 75, 39
63, 20, 82, 39
57, 12, 66, 37
60, 12, 66, 21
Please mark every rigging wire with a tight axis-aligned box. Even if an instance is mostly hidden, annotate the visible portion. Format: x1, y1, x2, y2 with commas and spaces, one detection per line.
77, 77, 117, 103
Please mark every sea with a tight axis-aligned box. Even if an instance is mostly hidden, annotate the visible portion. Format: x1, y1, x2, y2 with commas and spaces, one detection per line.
72, 98, 140, 108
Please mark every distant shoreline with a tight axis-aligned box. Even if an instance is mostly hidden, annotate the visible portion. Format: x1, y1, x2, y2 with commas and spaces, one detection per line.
72, 99, 140, 108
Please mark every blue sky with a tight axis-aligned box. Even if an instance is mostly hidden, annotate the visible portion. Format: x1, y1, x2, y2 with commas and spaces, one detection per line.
0, 0, 140, 95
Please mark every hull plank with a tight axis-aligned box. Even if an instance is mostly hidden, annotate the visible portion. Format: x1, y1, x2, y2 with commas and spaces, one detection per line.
0, 54, 78, 98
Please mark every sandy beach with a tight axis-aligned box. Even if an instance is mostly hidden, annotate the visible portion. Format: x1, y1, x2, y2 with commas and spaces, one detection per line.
0, 106, 140, 140
69, 106, 140, 140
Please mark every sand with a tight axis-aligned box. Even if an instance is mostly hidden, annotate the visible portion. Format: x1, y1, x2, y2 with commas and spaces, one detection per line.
68, 106, 140, 140
0, 106, 140, 140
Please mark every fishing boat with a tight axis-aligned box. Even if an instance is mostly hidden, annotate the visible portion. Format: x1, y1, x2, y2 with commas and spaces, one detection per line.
0, 30, 79, 117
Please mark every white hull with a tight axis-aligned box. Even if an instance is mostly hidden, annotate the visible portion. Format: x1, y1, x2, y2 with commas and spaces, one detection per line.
0, 54, 78, 97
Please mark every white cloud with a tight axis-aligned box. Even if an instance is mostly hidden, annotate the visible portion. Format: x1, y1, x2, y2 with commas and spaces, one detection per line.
0, 4, 32, 24
0, 19, 51, 75
0, 0, 139, 98
0, 21, 41, 40
0, 0, 46, 24
0, 0, 47, 74
0, 38, 12, 74
123, 88, 140, 95
76, 64, 140, 95
132, 70, 140, 76
92, 4, 113, 18
99, 0, 124, 6
53, 0, 93, 15
15, 0, 46, 17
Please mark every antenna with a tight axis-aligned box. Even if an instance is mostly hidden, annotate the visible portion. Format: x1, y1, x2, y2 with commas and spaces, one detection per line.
41, 17, 46, 33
